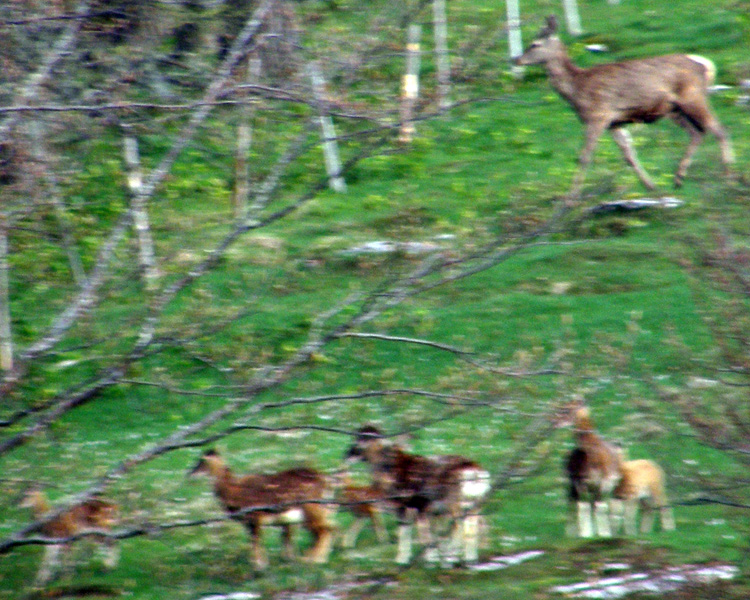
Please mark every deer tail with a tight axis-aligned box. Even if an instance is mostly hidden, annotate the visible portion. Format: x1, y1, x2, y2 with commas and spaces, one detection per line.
687, 54, 716, 87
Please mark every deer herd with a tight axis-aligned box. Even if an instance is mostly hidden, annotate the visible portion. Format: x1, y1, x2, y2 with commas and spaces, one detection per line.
23, 11, 735, 585
20, 404, 674, 583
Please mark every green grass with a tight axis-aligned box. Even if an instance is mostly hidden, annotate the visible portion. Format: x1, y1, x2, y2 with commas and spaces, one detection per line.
2, 0, 750, 598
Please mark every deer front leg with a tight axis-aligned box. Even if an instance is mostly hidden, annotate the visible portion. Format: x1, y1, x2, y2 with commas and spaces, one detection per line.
610, 128, 656, 190
569, 121, 607, 202
280, 524, 296, 560
247, 522, 268, 571
395, 520, 413, 565
35, 544, 64, 586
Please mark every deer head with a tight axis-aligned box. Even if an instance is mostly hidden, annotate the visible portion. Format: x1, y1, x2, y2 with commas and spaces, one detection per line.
343, 425, 384, 464
188, 448, 224, 477
514, 15, 561, 66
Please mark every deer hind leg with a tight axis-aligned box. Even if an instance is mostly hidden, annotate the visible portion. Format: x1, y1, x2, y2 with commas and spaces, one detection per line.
660, 505, 676, 531
639, 499, 656, 534
371, 509, 389, 543
395, 509, 414, 565
610, 128, 656, 190
594, 499, 612, 537
99, 539, 120, 569
341, 516, 365, 548
669, 111, 704, 187
577, 501, 594, 538
463, 513, 481, 563
609, 498, 625, 535
280, 524, 296, 560
415, 513, 438, 563
621, 499, 638, 536
680, 97, 735, 172
302, 505, 333, 564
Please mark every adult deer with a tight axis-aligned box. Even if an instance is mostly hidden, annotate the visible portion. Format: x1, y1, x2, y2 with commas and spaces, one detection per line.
556, 402, 623, 537
515, 16, 734, 198
344, 425, 490, 566
188, 449, 335, 570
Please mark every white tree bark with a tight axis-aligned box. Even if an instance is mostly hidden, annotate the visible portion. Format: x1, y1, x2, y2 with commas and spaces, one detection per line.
505, 0, 524, 77
308, 61, 346, 193
234, 57, 263, 219
0, 215, 12, 373
122, 125, 159, 292
399, 24, 422, 143
433, 0, 450, 111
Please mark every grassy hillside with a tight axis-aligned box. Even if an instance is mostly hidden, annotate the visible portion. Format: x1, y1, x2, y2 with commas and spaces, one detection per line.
1, 0, 749, 598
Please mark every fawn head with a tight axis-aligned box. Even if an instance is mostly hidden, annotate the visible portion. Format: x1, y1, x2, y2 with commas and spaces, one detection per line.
344, 425, 383, 464
188, 448, 223, 477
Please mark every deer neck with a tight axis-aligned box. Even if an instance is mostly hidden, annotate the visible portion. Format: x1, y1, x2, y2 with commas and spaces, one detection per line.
573, 414, 601, 450
27, 493, 52, 519
544, 47, 583, 108
208, 462, 236, 496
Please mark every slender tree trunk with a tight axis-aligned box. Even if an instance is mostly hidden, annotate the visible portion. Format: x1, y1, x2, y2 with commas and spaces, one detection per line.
562, 0, 583, 36
308, 61, 346, 192
505, 0, 523, 77
28, 120, 86, 288
432, 0, 450, 111
399, 24, 422, 143
122, 125, 159, 292
0, 215, 12, 373
234, 57, 262, 219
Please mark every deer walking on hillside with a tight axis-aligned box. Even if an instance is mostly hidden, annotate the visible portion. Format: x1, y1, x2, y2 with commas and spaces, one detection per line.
515, 16, 734, 199
20, 488, 119, 585
611, 458, 676, 535
344, 425, 490, 566
188, 449, 335, 570
333, 474, 391, 548
556, 403, 623, 537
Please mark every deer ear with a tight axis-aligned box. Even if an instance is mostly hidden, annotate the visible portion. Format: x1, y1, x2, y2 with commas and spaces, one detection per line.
540, 15, 558, 37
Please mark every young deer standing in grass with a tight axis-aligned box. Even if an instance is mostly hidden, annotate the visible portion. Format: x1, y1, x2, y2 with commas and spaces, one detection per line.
20, 488, 119, 585
188, 448, 335, 570
514, 16, 734, 199
557, 403, 623, 537
333, 474, 391, 548
611, 458, 676, 535
344, 425, 490, 566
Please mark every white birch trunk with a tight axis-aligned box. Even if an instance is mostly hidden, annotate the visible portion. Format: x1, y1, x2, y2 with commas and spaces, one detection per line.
234, 57, 262, 219
0, 216, 12, 373
562, 0, 583, 36
432, 0, 450, 111
308, 62, 346, 193
122, 126, 159, 292
399, 24, 422, 143
505, 0, 524, 77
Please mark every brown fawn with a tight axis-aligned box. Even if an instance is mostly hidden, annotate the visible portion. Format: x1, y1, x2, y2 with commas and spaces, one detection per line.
515, 16, 734, 198
188, 448, 335, 570
556, 402, 623, 537
333, 473, 391, 548
611, 458, 676, 535
20, 488, 119, 585
344, 425, 490, 565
